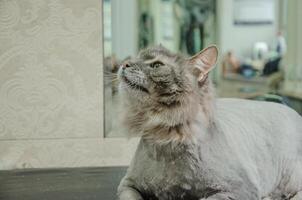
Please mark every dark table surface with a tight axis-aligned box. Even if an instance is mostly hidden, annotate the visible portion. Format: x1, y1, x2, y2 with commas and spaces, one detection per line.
0, 167, 127, 200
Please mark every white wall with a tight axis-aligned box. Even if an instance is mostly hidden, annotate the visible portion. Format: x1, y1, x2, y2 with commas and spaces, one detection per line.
111, 0, 138, 58
217, 0, 278, 59
283, 0, 302, 92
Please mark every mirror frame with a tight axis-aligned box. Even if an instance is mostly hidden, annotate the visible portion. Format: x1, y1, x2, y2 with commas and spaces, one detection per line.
101, 0, 139, 142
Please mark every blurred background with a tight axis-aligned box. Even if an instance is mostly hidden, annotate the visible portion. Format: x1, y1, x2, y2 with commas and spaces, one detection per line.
104, 0, 302, 137
0, 0, 301, 199
0, 0, 301, 174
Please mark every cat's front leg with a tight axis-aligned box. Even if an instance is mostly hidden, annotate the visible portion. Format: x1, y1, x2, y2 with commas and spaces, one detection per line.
290, 191, 302, 200
118, 187, 143, 200
200, 192, 236, 200
117, 177, 143, 200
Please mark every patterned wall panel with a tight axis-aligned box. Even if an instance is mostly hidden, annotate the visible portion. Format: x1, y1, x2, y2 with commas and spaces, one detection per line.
0, 0, 102, 140
0, 0, 139, 170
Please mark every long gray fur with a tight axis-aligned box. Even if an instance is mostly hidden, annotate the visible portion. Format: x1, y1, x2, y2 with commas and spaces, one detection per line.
117, 46, 302, 200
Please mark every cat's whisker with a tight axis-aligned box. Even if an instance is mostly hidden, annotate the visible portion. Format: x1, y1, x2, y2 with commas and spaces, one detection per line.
104, 74, 118, 79
104, 77, 119, 81
103, 71, 117, 74
105, 79, 117, 84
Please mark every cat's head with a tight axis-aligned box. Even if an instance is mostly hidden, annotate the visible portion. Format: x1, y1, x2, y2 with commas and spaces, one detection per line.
118, 45, 218, 142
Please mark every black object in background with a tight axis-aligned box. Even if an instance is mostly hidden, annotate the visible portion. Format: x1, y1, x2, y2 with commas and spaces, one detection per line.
262, 57, 282, 76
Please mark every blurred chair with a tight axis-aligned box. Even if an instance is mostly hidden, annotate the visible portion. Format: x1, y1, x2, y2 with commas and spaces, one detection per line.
253, 94, 289, 105
253, 42, 269, 60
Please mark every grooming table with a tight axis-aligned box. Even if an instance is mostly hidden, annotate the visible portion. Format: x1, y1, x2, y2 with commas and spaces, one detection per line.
0, 167, 127, 200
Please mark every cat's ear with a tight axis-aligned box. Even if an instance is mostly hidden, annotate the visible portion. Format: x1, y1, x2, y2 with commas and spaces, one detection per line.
189, 45, 218, 82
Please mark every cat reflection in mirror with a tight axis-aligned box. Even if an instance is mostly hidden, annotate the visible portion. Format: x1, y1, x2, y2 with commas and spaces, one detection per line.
117, 45, 302, 200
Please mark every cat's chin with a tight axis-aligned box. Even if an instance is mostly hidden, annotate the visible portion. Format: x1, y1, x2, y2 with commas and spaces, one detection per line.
121, 76, 149, 94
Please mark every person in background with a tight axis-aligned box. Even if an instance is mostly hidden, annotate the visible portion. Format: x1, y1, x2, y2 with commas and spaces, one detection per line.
276, 31, 287, 57
222, 51, 256, 78
222, 51, 240, 76
263, 31, 287, 76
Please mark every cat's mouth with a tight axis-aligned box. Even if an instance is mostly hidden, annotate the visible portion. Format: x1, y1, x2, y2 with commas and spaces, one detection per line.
123, 76, 149, 93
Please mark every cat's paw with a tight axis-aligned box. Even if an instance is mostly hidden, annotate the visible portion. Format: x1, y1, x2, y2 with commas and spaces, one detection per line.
290, 191, 302, 200
262, 197, 273, 200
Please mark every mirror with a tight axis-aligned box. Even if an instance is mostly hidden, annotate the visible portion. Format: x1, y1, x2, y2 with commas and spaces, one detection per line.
103, 0, 217, 137
103, 0, 299, 137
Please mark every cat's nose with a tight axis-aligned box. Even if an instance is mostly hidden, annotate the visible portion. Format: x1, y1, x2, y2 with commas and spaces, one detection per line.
122, 63, 131, 69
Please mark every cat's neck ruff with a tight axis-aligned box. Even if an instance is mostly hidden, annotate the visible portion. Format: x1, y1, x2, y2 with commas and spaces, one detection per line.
142, 114, 211, 146
122, 78, 216, 145
124, 93, 215, 145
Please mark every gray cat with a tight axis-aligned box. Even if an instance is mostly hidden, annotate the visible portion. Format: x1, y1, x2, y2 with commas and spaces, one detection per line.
117, 45, 302, 200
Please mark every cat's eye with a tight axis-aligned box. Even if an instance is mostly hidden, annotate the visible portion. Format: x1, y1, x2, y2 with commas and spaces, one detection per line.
150, 61, 164, 68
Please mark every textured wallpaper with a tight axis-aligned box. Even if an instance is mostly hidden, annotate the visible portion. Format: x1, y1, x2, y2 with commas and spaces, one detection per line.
0, 0, 140, 170
0, 0, 102, 140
